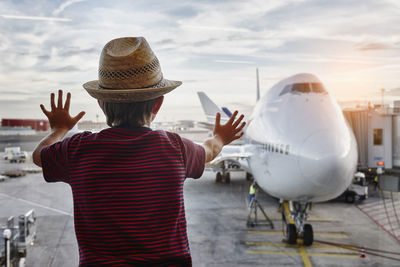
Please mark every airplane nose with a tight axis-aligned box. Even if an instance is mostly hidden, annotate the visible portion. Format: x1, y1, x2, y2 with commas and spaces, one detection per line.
298, 130, 354, 197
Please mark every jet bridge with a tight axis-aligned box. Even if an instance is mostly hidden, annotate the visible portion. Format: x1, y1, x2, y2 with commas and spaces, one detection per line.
343, 107, 395, 170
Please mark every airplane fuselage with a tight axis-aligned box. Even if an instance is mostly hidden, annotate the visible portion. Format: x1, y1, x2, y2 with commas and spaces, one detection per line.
244, 73, 357, 203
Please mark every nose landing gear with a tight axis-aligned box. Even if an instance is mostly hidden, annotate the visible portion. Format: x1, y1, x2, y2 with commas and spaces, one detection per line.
303, 223, 314, 246
282, 201, 314, 246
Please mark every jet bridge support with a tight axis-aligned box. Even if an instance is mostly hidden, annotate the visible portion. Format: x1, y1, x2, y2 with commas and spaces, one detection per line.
246, 185, 274, 229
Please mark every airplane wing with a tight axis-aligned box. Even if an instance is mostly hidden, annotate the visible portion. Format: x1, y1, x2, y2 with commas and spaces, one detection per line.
196, 121, 214, 131
206, 145, 252, 174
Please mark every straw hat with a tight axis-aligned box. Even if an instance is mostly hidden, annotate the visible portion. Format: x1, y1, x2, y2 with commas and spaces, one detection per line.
83, 37, 182, 102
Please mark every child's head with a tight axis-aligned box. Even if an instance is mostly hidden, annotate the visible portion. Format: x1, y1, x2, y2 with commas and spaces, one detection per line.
99, 96, 162, 128
83, 37, 181, 126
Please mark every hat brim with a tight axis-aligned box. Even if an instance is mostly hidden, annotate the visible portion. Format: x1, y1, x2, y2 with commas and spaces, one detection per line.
83, 79, 182, 102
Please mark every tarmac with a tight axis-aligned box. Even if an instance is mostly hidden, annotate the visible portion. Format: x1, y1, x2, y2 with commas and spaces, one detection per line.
1, 152, 400, 266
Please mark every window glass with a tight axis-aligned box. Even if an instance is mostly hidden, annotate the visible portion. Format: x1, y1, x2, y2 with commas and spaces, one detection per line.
279, 84, 292, 96
311, 83, 327, 94
373, 129, 383, 145
285, 145, 290, 155
291, 83, 311, 94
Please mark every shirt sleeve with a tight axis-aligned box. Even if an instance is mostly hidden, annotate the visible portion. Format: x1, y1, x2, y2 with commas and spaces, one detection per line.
40, 137, 71, 183
181, 138, 205, 179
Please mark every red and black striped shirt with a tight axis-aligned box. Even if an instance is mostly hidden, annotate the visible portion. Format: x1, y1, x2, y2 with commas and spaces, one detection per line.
41, 127, 205, 266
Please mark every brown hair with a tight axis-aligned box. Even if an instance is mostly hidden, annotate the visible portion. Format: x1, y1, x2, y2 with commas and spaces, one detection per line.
99, 98, 159, 128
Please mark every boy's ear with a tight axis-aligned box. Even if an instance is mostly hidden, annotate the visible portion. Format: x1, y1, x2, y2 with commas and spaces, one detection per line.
152, 96, 164, 115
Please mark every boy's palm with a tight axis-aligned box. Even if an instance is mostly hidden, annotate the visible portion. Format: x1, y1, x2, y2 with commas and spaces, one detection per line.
214, 111, 246, 145
40, 90, 85, 131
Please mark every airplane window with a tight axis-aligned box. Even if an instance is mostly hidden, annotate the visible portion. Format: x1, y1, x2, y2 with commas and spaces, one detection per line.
291, 83, 311, 94
279, 84, 292, 96
285, 145, 290, 155
311, 83, 328, 94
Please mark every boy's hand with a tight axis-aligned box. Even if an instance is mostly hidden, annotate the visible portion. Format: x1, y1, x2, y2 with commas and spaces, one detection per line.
203, 111, 246, 163
40, 90, 86, 131
213, 110, 246, 145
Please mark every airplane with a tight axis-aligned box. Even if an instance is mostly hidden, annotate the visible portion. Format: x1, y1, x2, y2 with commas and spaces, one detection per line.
197, 73, 358, 246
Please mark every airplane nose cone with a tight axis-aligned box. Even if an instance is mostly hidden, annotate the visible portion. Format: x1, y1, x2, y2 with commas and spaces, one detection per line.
298, 130, 355, 198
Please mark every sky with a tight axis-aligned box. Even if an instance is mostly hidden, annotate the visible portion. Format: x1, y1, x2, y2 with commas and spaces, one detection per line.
0, 0, 400, 122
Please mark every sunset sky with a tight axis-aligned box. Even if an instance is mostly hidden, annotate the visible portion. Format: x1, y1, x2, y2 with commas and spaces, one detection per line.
1, 0, 399, 122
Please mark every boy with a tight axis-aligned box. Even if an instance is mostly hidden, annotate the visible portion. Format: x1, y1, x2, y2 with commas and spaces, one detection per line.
33, 37, 245, 266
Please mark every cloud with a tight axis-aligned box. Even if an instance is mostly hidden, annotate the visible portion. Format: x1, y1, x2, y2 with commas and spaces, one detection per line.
48, 66, 82, 72
0, 91, 31, 96
166, 5, 199, 18
357, 42, 400, 51
180, 24, 250, 33
58, 47, 99, 57
214, 59, 255, 64
53, 0, 88, 16
0, 14, 71, 22
386, 88, 400, 96
189, 38, 217, 47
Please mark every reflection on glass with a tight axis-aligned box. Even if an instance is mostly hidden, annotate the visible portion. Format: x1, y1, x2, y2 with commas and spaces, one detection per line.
373, 128, 383, 145
311, 83, 328, 94
279, 84, 292, 96
291, 83, 311, 94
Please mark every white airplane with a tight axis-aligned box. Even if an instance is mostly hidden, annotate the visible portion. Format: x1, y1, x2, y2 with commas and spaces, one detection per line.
198, 73, 358, 246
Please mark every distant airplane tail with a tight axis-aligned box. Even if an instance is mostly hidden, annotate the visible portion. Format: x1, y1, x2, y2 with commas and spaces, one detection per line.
197, 92, 230, 123
221, 107, 232, 117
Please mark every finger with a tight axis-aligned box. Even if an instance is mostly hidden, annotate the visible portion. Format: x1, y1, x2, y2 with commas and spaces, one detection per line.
50, 93, 56, 110
73, 111, 86, 123
227, 110, 238, 125
40, 104, 50, 117
64, 92, 71, 110
233, 131, 244, 141
57, 90, 63, 108
215, 113, 221, 128
232, 114, 244, 128
235, 122, 246, 133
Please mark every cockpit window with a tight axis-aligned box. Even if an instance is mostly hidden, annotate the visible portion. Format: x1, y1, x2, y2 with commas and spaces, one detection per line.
279, 82, 327, 96
311, 83, 328, 94
279, 84, 292, 96
291, 83, 311, 94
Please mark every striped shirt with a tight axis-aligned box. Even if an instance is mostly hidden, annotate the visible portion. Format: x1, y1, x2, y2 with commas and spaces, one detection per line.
41, 127, 205, 266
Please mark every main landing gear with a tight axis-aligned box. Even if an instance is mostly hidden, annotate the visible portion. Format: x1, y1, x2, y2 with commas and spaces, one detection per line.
216, 171, 230, 183
215, 161, 231, 183
282, 201, 313, 246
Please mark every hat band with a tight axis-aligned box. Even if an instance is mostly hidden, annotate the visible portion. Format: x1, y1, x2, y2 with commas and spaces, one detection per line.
98, 77, 166, 90
98, 57, 160, 81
